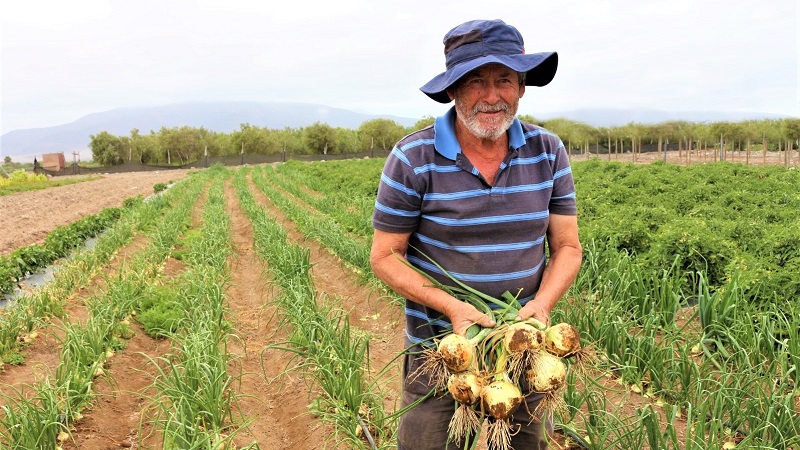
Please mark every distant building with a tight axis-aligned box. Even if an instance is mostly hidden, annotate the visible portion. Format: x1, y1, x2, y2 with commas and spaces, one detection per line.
42, 153, 66, 171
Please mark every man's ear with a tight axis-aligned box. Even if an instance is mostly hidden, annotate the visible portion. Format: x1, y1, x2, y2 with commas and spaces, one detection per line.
519, 84, 526, 98
446, 88, 456, 101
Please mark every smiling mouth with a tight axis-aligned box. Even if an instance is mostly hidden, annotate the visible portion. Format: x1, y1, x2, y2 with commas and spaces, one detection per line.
474, 104, 508, 115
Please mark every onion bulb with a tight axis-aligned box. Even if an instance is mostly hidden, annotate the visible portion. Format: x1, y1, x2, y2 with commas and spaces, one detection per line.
481, 378, 523, 420
438, 333, 476, 373
482, 377, 522, 450
544, 322, 581, 357
448, 371, 485, 405
526, 350, 567, 393
503, 322, 543, 354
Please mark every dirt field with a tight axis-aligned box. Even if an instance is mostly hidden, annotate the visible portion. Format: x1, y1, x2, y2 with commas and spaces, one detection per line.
0, 170, 194, 256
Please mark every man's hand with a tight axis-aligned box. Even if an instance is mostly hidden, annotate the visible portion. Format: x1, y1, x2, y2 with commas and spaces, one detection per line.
515, 301, 551, 325
445, 300, 496, 336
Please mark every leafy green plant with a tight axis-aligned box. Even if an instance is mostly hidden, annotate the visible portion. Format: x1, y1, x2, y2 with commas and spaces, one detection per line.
137, 285, 185, 337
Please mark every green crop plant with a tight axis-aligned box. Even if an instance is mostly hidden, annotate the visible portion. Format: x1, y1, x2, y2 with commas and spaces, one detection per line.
0, 379, 68, 448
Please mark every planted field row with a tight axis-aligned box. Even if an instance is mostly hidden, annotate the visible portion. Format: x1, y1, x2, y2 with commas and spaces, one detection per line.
0, 168, 212, 448
2, 164, 405, 449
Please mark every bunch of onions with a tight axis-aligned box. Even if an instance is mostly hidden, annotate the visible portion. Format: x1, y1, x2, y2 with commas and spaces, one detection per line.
446, 371, 485, 445
397, 252, 589, 449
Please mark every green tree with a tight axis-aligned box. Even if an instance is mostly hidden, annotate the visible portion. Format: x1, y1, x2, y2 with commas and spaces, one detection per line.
412, 116, 436, 131
138, 131, 160, 163
90, 131, 125, 165
3, 156, 11, 164
273, 127, 305, 155
334, 127, 360, 154
517, 114, 545, 126
156, 126, 215, 164
303, 122, 337, 154
782, 118, 800, 145
541, 118, 578, 152
231, 123, 277, 155
710, 121, 736, 160
358, 119, 406, 151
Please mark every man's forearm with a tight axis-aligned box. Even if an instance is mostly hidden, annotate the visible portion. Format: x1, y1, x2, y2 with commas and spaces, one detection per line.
518, 244, 582, 322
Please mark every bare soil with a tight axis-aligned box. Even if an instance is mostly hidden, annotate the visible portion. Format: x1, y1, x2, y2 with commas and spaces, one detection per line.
0, 170, 193, 256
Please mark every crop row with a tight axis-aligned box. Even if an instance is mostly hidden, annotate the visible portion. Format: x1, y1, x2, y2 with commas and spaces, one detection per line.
233, 167, 400, 448
0, 167, 212, 447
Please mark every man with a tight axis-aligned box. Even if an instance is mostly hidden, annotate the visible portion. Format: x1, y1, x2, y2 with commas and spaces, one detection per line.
370, 19, 582, 450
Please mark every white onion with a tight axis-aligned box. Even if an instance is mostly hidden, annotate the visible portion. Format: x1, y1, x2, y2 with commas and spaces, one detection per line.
438, 333, 475, 373
544, 322, 582, 357
526, 350, 567, 393
480, 378, 523, 420
448, 371, 485, 405
503, 322, 543, 354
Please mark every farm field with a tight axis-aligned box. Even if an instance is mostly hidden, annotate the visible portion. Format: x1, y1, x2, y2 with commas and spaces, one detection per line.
1, 157, 799, 449
0, 170, 194, 256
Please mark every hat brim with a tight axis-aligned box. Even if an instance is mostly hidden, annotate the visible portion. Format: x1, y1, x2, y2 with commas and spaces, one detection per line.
420, 51, 558, 103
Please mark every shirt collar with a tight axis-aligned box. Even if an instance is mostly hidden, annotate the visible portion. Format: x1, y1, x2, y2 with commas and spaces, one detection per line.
433, 107, 526, 161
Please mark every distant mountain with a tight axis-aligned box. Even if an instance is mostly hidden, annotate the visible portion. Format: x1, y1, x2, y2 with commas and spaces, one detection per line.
0, 101, 420, 162
2, 102, 792, 162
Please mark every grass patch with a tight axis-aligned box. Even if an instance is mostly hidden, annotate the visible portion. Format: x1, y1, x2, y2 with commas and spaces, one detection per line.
0, 176, 101, 196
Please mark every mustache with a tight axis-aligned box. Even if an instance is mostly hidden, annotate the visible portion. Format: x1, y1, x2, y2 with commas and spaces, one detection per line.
472, 102, 510, 114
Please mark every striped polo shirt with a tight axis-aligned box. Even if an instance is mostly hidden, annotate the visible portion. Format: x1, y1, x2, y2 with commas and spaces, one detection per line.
373, 107, 577, 346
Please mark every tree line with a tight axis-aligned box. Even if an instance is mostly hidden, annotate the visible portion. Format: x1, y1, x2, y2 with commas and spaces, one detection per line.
89, 115, 800, 166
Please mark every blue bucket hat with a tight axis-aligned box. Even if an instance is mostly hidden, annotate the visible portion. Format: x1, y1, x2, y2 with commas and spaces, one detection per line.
420, 19, 558, 103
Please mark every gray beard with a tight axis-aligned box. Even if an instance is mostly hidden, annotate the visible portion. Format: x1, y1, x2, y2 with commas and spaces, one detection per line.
455, 98, 517, 141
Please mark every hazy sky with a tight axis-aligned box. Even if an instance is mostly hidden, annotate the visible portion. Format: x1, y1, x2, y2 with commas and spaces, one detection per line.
1, 0, 798, 134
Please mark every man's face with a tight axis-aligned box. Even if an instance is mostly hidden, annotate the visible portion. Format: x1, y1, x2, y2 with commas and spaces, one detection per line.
448, 63, 525, 141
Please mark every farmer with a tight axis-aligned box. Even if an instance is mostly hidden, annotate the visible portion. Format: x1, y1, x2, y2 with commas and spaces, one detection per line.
369, 19, 583, 449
